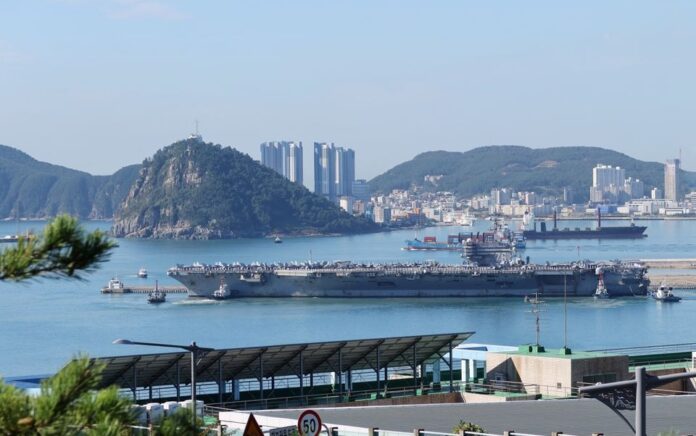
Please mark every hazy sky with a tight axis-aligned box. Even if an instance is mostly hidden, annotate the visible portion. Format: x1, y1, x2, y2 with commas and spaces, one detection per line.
1, 1, 694, 182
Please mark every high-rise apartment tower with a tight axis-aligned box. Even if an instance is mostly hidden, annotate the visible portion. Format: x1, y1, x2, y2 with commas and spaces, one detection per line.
664, 159, 681, 202
313, 142, 356, 202
260, 141, 303, 184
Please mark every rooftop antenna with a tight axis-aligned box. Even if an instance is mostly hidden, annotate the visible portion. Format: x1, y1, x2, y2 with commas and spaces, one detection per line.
527, 289, 545, 347
563, 274, 568, 349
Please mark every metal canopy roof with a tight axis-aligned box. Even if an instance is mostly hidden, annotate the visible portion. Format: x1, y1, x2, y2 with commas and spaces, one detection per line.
94, 332, 474, 390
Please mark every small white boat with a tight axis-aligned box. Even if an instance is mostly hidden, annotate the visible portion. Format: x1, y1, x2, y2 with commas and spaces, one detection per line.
0, 234, 19, 243
147, 281, 166, 304
212, 281, 230, 300
274, 236, 283, 244
652, 283, 681, 302
138, 268, 148, 278
594, 268, 610, 299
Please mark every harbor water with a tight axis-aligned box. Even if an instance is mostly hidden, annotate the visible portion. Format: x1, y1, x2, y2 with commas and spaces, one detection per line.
1, 218, 696, 377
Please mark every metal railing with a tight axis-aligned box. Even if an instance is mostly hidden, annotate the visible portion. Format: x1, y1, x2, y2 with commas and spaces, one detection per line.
588, 341, 696, 356
628, 357, 692, 370
208, 383, 451, 411
461, 380, 577, 399
373, 431, 580, 436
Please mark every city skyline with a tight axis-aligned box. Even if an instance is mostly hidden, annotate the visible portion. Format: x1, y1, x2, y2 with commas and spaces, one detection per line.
1, 1, 696, 177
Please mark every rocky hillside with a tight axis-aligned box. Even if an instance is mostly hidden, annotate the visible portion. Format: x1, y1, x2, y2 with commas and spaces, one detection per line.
112, 139, 377, 239
0, 144, 140, 218
369, 146, 696, 200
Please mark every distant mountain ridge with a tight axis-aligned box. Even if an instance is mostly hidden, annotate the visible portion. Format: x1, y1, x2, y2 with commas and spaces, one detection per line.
112, 139, 377, 239
369, 146, 696, 200
0, 144, 140, 218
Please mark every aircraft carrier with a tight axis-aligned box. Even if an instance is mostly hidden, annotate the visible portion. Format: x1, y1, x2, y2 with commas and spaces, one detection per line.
167, 260, 649, 299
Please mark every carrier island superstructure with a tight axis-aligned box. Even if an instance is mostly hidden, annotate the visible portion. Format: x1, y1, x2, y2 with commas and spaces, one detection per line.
167, 260, 649, 298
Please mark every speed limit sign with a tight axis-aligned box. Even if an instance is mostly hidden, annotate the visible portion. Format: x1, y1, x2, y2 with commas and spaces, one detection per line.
297, 409, 322, 436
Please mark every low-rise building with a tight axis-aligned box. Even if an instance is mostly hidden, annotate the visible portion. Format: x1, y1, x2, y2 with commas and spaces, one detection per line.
486, 345, 629, 397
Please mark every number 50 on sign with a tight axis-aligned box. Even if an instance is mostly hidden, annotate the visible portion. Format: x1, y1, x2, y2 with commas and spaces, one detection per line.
297, 410, 322, 436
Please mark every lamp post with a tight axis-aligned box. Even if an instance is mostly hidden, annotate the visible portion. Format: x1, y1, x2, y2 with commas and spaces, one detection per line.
579, 367, 696, 436
113, 339, 214, 428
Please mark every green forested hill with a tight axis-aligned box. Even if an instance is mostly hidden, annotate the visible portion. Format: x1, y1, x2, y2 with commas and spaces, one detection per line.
0, 144, 141, 218
369, 146, 696, 200
112, 139, 377, 239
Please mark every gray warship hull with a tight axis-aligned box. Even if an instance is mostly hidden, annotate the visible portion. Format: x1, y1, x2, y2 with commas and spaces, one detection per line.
167, 262, 649, 298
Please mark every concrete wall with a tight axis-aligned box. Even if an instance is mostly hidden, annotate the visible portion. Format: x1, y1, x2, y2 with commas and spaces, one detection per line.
487, 352, 629, 397
336, 392, 462, 407
462, 392, 538, 403
570, 355, 630, 386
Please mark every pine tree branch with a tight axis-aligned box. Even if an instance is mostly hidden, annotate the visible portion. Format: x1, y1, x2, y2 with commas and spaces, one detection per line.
0, 215, 117, 282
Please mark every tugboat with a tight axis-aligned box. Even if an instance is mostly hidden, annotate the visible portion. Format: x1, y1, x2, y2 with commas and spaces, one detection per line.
138, 268, 148, 278
274, 236, 283, 244
524, 293, 542, 304
594, 268, 610, 299
147, 281, 166, 304
652, 283, 681, 302
212, 280, 230, 300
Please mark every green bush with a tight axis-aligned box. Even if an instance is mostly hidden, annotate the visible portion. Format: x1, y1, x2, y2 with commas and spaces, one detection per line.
452, 420, 485, 434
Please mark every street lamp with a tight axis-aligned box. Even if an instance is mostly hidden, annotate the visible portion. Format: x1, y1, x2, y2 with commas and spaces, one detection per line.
113, 339, 214, 428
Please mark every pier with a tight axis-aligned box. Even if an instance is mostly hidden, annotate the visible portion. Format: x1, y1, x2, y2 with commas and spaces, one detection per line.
641, 258, 696, 269
648, 275, 696, 290
101, 284, 188, 294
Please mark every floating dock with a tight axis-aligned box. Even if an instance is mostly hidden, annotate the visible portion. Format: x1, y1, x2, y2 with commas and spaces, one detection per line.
101, 285, 188, 294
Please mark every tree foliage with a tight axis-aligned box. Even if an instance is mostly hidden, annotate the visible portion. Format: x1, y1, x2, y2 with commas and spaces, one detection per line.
369, 146, 696, 200
0, 218, 203, 434
0, 215, 116, 281
0, 144, 141, 219
0, 357, 204, 435
0, 357, 133, 435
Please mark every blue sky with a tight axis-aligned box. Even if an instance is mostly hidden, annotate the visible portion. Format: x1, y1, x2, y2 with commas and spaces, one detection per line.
1, 1, 694, 182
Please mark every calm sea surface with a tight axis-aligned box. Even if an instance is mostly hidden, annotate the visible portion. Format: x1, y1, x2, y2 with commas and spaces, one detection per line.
1, 218, 695, 377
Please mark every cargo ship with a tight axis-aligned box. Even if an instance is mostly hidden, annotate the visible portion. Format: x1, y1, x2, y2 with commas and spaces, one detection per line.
167, 259, 649, 299
522, 209, 646, 240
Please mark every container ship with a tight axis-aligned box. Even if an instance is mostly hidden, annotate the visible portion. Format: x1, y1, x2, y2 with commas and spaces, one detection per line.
167, 260, 649, 299
404, 235, 464, 251
404, 221, 525, 252
522, 210, 647, 240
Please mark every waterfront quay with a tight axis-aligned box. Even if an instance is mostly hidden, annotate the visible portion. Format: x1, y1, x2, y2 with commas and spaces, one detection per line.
641, 258, 696, 269
647, 275, 696, 289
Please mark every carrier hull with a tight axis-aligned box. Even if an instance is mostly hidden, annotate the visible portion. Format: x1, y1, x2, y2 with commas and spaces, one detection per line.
168, 262, 649, 299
